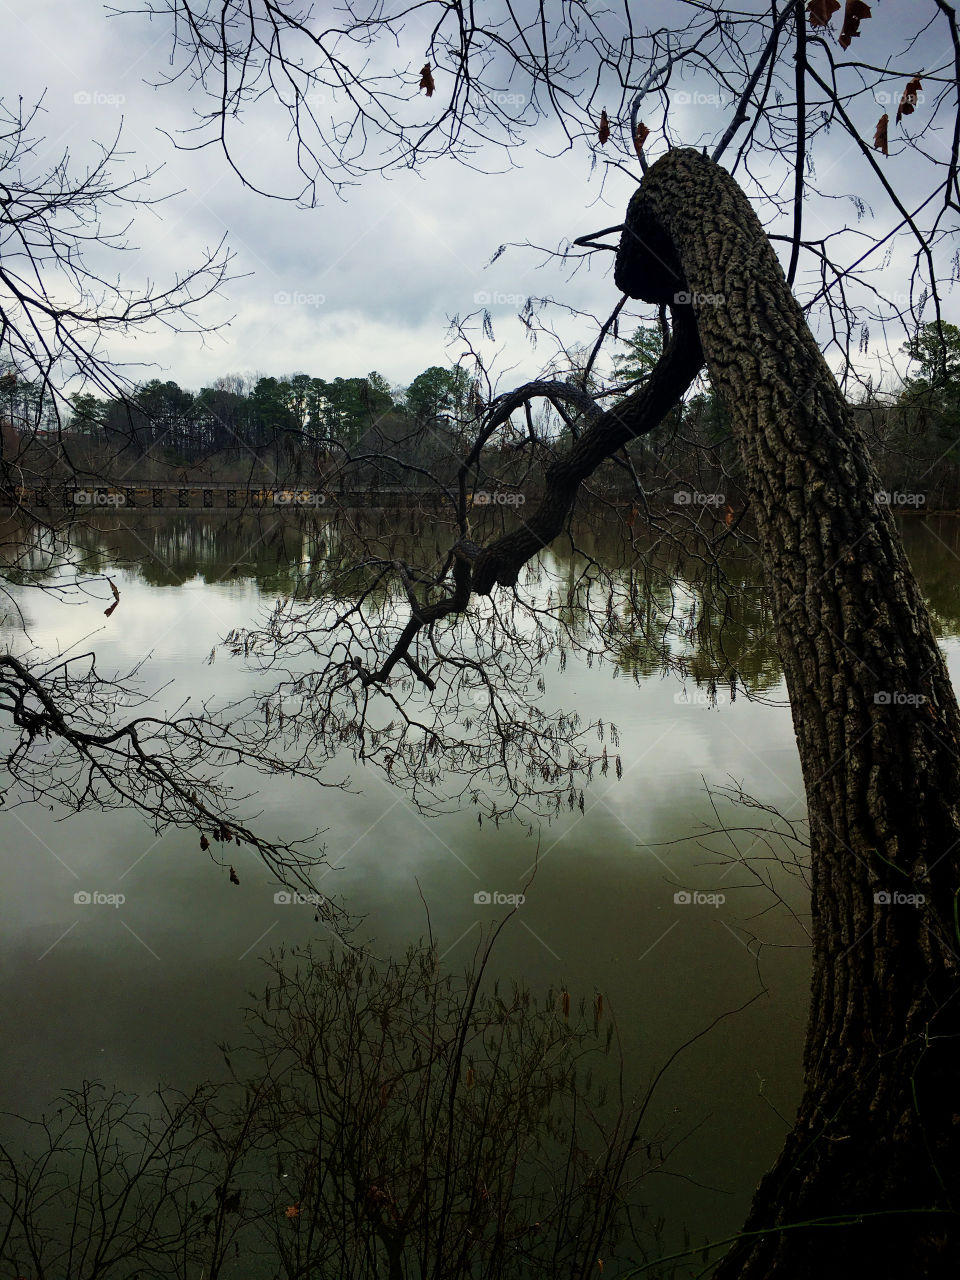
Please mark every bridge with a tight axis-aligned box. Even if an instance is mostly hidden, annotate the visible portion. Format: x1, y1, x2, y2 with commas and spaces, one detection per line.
1, 482, 443, 511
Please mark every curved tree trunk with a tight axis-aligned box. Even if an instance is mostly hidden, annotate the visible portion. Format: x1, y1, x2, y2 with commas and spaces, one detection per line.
615, 148, 960, 1277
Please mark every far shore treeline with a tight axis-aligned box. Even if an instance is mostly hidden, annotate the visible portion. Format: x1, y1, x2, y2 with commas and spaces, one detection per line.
2, 321, 959, 508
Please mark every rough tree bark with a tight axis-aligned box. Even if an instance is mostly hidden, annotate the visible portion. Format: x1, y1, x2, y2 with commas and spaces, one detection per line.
613, 147, 960, 1277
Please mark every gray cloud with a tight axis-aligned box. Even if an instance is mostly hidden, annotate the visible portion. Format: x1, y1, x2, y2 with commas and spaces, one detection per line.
0, 0, 953, 397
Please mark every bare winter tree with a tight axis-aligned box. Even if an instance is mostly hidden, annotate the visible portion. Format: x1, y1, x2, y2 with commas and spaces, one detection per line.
5, 0, 960, 1271
0, 925, 703, 1279
0, 93, 359, 901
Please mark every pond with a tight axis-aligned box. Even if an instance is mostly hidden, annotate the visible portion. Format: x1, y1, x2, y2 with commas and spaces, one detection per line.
2, 508, 959, 1272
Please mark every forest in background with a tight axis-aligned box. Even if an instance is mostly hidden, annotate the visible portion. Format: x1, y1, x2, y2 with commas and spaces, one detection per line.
1, 321, 959, 506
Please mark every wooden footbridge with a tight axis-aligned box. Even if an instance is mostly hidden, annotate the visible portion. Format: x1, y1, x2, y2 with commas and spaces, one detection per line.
2, 482, 438, 511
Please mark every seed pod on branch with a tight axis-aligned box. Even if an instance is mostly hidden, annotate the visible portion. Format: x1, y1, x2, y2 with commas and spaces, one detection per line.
874, 113, 889, 155
896, 77, 922, 125
807, 0, 841, 29
839, 0, 871, 49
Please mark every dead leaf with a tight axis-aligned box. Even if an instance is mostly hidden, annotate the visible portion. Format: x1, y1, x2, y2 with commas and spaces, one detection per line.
724, 504, 736, 526
839, 0, 870, 49
598, 110, 610, 145
634, 121, 650, 157
419, 63, 435, 97
103, 578, 120, 618
285, 1202, 300, 1219
806, 0, 840, 27
200, 833, 210, 851
896, 77, 922, 125
874, 113, 889, 155
561, 990, 570, 1020
229, 866, 239, 885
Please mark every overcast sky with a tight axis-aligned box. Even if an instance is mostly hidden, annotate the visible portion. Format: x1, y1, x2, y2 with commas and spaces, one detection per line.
1, 0, 954, 399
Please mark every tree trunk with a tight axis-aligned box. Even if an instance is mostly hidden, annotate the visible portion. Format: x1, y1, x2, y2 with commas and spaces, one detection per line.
615, 148, 960, 1277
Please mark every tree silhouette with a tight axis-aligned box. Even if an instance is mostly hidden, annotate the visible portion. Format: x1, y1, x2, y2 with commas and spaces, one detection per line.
5, 3, 960, 1269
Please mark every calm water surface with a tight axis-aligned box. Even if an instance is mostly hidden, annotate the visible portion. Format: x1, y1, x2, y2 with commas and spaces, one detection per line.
3, 509, 959, 1268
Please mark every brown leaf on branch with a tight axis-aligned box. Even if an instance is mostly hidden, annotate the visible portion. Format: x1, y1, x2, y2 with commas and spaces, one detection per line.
874, 113, 889, 155
419, 63, 435, 96
896, 77, 922, 125
200, 833, 210, 851
598, 110, 610, 145
634, 122, 650, 157
229, 866, 240, 885
807, 0, 840, 28
284, 1202, 300, 1219
103, 578, 120, 618
839, 0, 871, 49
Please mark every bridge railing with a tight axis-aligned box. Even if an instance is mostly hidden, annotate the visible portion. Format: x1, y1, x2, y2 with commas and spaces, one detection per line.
0, 483, 448, 510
